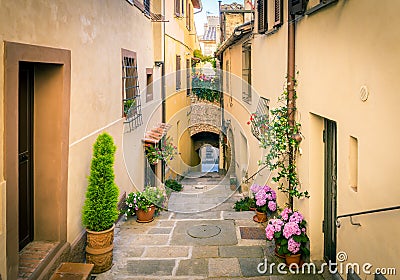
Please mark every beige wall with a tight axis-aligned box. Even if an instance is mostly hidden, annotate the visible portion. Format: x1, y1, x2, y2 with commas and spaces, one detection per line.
0, 1, 159, 278
296, 1, 400, 277
221, 0, 400, 278
164, 0, 201, 176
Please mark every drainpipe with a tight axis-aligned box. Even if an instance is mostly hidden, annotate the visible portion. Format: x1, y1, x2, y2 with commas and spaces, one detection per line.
287, 12, 296, 210
161, 0, 166, 183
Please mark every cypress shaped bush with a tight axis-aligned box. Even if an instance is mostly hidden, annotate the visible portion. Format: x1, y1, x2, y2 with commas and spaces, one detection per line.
82, 133, 119, 232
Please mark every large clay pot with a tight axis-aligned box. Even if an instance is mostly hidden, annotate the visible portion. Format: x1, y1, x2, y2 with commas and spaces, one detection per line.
285, 253, 301, 266
253, 210, 267, 223
85, 224, 115, 274
136, 205, 156, 223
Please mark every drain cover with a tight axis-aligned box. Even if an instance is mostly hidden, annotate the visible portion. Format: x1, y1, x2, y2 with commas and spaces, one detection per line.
187, 225, 221, 238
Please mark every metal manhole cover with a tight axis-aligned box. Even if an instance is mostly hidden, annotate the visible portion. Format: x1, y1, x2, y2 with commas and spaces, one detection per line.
187, 225, 221, 238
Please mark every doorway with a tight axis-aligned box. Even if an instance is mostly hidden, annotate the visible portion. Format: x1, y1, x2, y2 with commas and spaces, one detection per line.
18, 62, 35, 250
323, 119, 337, 262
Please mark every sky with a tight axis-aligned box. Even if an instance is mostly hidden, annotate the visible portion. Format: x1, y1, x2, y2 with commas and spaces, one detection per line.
194, 0, 242, 36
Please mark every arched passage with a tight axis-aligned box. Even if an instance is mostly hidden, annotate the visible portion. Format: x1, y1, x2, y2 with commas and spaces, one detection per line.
191, 131, 220, 173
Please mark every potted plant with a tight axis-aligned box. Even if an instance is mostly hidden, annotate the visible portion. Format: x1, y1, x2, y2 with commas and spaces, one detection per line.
123, 98, 136, 117
123, 186, 165, 223
233, 196, 256, 212
165, 179, 183, 194
265, 207, 310, 265
145, 137, 178, 165
191, 71, 220, 103
82, 133, 119, 273
250, 184, 278, 223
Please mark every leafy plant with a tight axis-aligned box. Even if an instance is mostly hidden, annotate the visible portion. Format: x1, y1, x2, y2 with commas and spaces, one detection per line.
165, 179, 183, 192
233, 196, 256, 211
265, 208, 310, 257
254, 77, 309, 209
123, 98, 136, 115
191, 72, 220, 103
123, 186, 165, 216
250, 184, 278, 215
193, 49, 216, 68
145, 137, 178, 165
82, 133, 119, 232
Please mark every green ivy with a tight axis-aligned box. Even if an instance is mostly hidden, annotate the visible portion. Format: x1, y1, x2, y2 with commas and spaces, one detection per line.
258, 78, 309, 206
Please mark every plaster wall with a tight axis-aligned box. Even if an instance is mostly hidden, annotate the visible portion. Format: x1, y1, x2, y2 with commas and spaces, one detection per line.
0, 1, 159, 277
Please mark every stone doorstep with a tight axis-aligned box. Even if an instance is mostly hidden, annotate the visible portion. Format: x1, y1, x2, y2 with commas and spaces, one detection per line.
50, 262, 94, 280
18, 241, 60, 279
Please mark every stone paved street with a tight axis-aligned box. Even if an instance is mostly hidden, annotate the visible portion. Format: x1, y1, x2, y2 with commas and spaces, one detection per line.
95, 173, 332, 279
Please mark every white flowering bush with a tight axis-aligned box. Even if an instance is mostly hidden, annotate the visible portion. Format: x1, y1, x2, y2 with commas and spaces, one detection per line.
123, 186, 165, 216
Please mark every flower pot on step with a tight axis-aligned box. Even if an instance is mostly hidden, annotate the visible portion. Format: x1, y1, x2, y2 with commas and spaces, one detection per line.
136, 205, 156, 223
285, 253, 301, 266
253, 210, 267, 223
85, 224, 115, 274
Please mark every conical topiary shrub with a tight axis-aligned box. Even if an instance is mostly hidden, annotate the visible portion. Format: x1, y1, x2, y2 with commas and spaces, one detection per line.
83, 132, 119, 231
82, 132, 119, 273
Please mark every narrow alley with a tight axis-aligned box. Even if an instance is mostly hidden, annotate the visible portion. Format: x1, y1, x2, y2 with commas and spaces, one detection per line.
95, 172, 332, 280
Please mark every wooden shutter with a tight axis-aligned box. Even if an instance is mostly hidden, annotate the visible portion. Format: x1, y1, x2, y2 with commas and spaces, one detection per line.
175, 0, 181, 16
257, 0, 267, 34
274, 0, 283, 27
176, 55, 181, 90
289, 0, 306, 15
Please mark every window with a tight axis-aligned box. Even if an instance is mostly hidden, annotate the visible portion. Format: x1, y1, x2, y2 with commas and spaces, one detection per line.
175, 0, 182, 16
225, 60, 230, 93
186, 1, 191, 30
257, 0, 267, 33
146, 68, 153, 102
186, 59, 191, 95
242, 43, 251, 104
289, 0, 307, 15
176, 55, 181, 90
273, 0, 283, 27
144, 0, 151, 15
251, 97, 269, 141
122, 49, 142, 129
349, 136, 358, 192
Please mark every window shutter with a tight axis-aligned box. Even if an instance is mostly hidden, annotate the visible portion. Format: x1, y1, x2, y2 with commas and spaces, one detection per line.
176, 55, 181, 90
289, 0, 307, 15
175, 0, 181, 16
257, 0, 267, 34
274, 0, 283, 27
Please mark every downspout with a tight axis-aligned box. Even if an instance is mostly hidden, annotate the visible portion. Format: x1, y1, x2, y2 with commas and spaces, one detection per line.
161, 0, 166, 183
287, 11, 296, 210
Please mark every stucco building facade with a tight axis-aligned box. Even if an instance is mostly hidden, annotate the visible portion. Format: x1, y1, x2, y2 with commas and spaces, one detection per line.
217, 0, 400, 279
0, 0, 176, 278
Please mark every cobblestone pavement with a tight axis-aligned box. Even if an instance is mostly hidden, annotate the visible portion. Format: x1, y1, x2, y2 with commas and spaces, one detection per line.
95, 173, 332, 280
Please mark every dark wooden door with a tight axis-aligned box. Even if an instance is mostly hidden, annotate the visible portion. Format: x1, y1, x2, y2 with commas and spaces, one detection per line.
323, 119, 337, 262
18, 62, 34, 250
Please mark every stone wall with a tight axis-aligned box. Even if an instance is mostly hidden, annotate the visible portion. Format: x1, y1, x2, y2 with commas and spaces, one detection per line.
188, 103, 221, 136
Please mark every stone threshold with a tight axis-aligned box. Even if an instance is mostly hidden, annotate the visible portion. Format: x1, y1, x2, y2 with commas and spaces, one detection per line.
18, 241, 66, 279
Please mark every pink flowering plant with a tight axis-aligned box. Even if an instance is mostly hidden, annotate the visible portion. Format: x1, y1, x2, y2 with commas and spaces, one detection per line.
250, 184, 278, 215
145, 137, 178, 165
123, 186, 165, 217
265, 207, 310, 257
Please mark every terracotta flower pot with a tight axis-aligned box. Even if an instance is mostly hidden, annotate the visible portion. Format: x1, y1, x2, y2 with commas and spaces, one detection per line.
285, 253, 301, 266
85, 224, 115, 274
253, 210, 267, 223
136, 205, 156, 223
